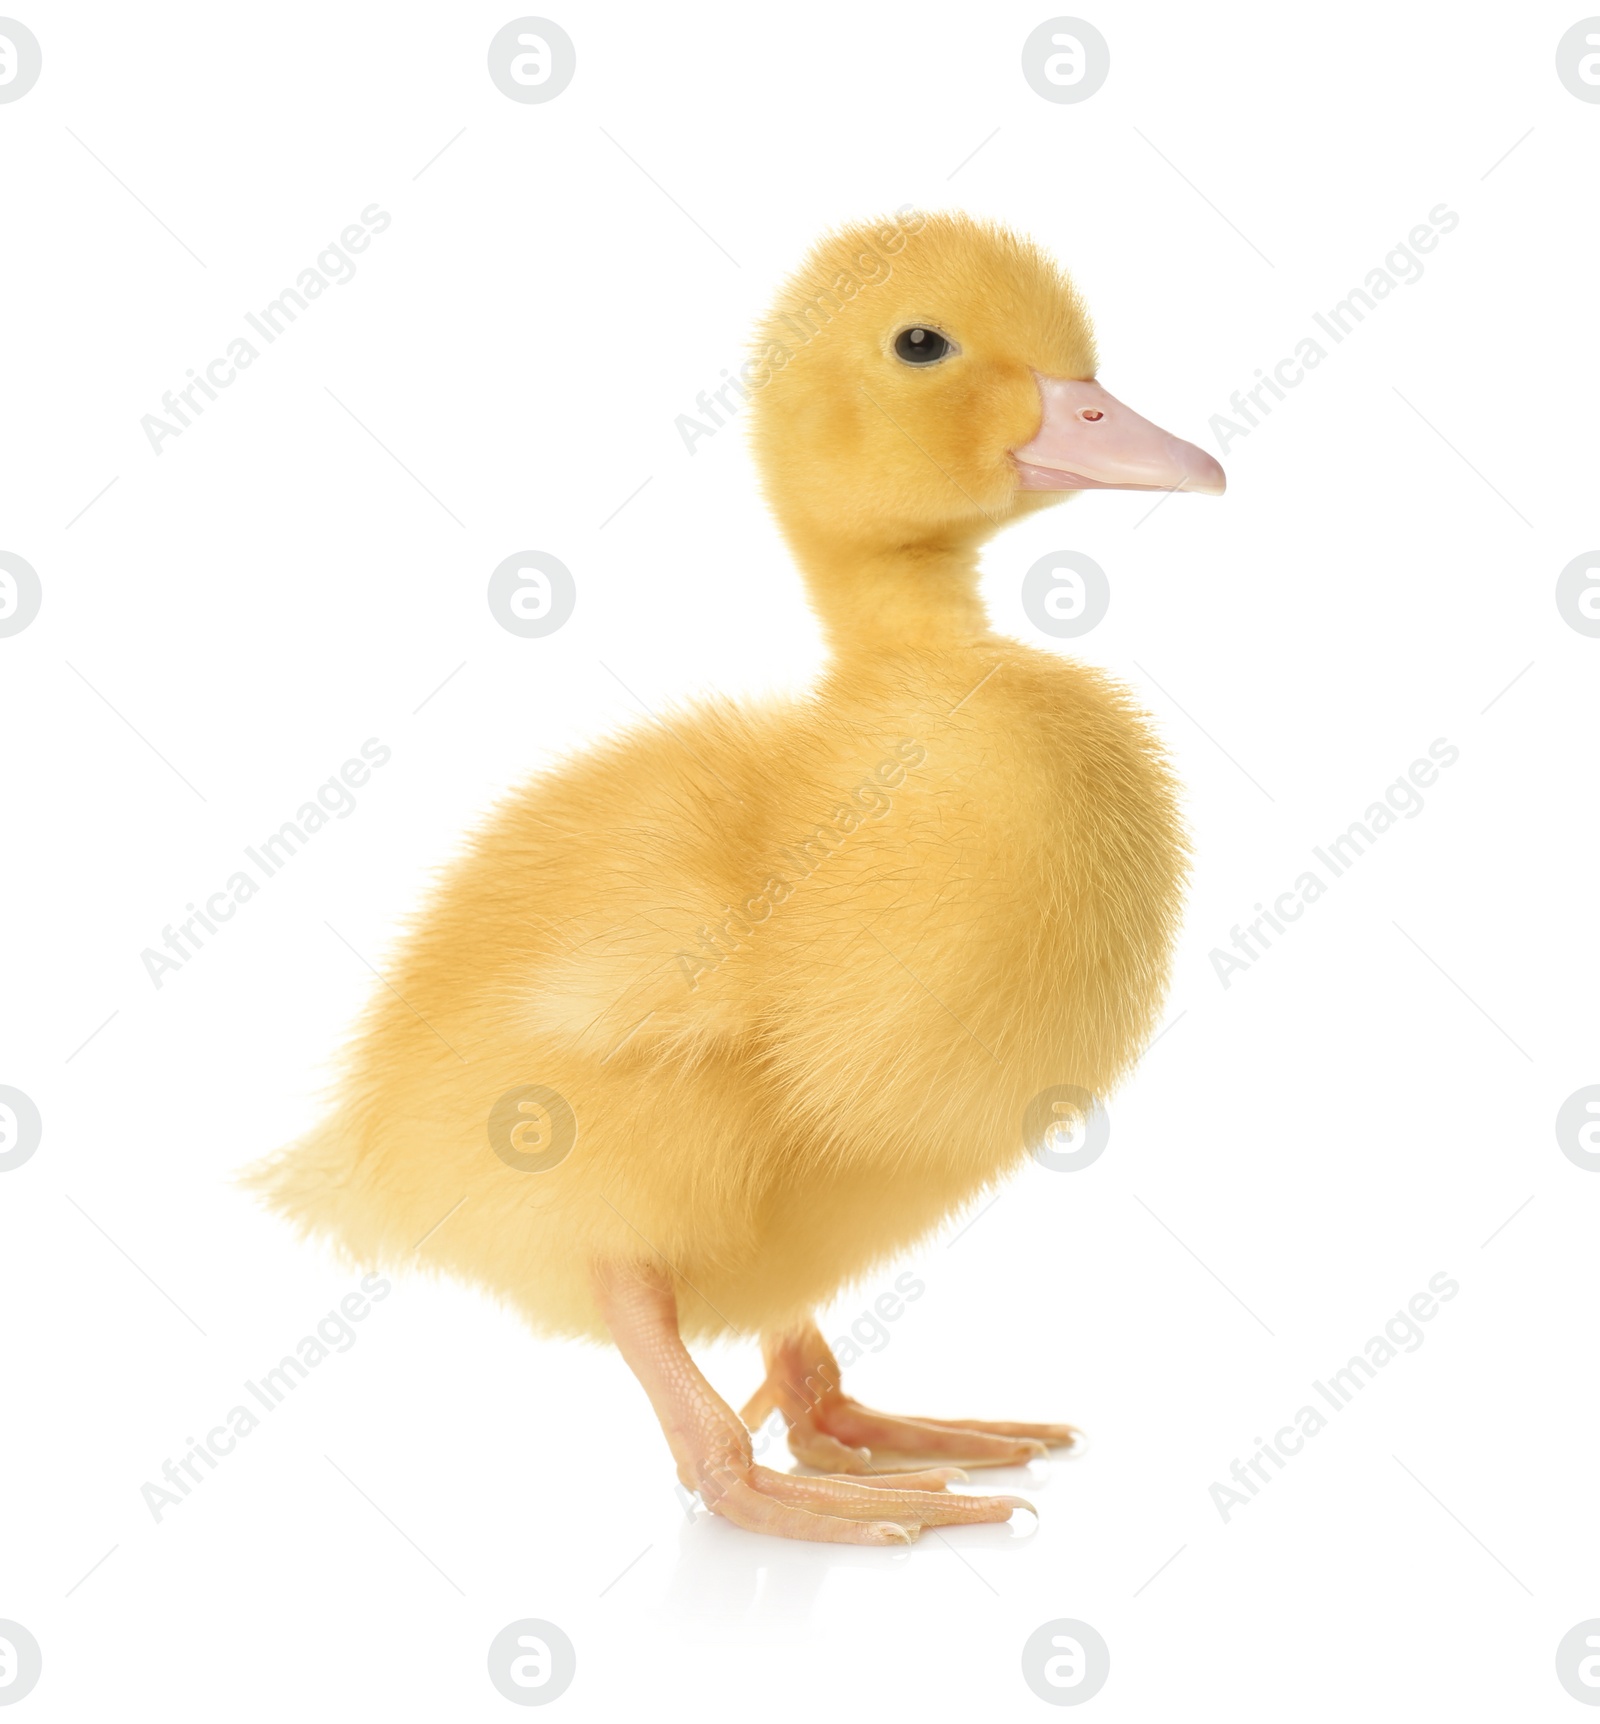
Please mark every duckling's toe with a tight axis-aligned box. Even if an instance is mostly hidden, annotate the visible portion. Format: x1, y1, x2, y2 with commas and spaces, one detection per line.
900, 1414, 1084, 1450
817, 1466, 970, 1491
749, 1465, 1026, 1528
784, 1425, 874, 1473
710, 1477, 918, 1545
797, 1402, 1072, 1470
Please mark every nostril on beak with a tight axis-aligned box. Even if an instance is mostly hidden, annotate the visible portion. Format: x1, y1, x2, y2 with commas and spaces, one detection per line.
1078, 409, 1103, 422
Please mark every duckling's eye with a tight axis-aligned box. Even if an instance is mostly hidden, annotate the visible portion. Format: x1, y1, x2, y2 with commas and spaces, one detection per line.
893, 326, 953, 366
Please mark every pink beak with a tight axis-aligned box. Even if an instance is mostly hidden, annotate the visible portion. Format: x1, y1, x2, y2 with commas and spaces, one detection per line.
1012, 375, 1225, 496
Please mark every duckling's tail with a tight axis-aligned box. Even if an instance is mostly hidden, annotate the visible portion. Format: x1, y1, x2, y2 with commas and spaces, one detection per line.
238, 1121, 383, 1267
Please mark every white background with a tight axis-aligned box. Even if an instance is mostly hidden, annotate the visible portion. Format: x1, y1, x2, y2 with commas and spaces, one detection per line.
3, 1, 1597, 1717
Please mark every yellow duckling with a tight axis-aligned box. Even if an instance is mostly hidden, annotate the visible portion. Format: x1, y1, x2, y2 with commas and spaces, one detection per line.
248, 211, 1223, 1545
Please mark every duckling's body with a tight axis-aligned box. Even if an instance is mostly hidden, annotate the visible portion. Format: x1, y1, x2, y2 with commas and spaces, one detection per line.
263, 640, 1182, 1341
252, 212, 1220, 1543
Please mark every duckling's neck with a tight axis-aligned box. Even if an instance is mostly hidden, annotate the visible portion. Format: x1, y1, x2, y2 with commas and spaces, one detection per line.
789, 525, 994, 659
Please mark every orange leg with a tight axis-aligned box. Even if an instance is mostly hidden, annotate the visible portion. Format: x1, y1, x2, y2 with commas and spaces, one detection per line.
592, 1262, 1031, 1544
741, 1319, 1082, 1473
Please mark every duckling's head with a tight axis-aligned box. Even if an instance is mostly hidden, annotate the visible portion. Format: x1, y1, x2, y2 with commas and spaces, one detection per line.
748, 211, 1222, 645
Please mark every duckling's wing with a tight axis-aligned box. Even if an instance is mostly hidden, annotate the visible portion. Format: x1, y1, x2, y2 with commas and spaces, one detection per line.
506, 695, 797, 1064
523, 908, 755, 1064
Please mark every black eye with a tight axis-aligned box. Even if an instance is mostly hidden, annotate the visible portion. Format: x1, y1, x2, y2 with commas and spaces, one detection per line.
893, 326, 952, 366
